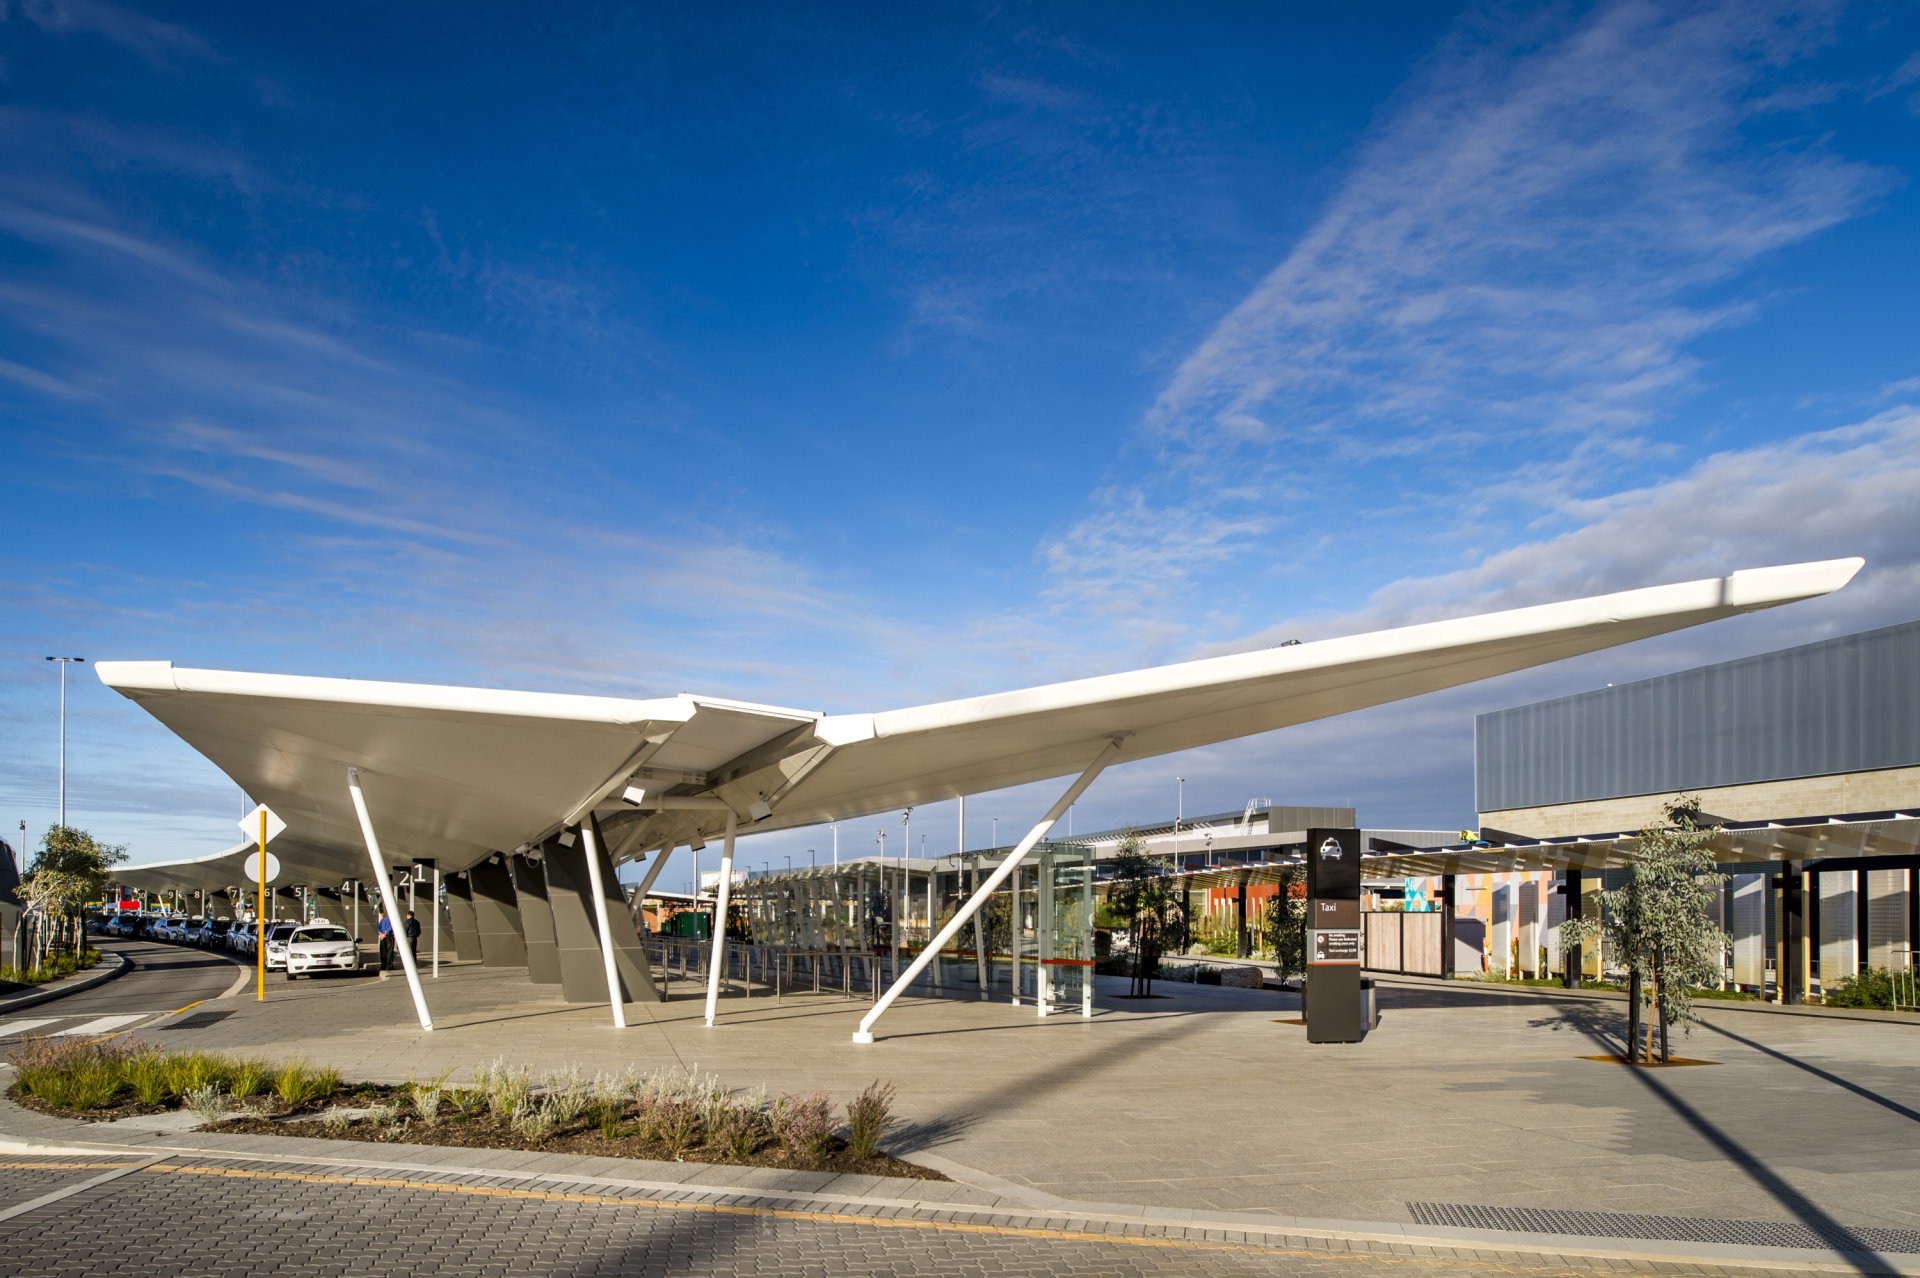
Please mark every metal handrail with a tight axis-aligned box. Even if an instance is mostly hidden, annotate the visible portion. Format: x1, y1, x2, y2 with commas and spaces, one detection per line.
1894, 949, 1918, 1013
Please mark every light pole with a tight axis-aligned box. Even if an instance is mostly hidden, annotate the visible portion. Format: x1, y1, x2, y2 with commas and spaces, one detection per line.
991, 817, 998, 848
45, 657, 85, 830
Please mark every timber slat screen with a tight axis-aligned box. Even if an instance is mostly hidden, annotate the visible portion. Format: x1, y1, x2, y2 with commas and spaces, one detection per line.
1362, 911, 1444, 976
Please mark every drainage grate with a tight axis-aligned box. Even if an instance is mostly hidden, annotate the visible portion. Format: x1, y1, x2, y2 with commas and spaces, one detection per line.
160, 1010, 234, 1031
1406, 1201, 1920, 1254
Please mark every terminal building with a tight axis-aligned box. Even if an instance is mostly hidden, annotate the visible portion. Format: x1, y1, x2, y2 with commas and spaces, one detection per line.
1439, 617, 1920, 998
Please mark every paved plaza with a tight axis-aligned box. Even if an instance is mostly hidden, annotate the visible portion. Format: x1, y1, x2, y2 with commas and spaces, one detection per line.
4, 945, 1919, 1274
43, 956, 1920, 1226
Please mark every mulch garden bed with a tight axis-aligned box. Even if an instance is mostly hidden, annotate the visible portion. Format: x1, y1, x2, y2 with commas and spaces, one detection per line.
210, 1104, 942, 1178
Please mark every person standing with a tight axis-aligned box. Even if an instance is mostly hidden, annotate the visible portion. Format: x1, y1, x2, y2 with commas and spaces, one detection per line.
403, 910, 422, 963
376, 913, 394, 971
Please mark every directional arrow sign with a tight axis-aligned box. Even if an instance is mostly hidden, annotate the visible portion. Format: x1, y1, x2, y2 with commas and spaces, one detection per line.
239, 805, 287, 845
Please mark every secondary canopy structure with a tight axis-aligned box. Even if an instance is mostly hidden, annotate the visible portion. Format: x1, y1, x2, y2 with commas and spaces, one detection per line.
99, 556, 1862, 1038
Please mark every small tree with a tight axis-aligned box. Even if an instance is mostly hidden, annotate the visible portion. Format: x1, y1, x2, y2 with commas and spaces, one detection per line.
1560, 798, 1725, 1063
1264, 862, 1308, 984
21, 826, 127, 960
1104, 832, 1186, 997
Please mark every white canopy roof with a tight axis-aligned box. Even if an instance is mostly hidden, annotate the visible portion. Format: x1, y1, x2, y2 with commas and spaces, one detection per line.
102, 557, 1861, 893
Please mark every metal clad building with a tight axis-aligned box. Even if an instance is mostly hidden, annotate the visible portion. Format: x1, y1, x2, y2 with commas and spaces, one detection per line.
1476, 619, 1920, 817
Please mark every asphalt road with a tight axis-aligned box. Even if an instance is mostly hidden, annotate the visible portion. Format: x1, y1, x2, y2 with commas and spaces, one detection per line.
0, 937, 243, 1040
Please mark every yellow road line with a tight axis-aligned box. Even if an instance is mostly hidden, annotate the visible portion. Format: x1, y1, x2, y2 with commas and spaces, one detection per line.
96, 998, 205, 1043
136, 1164, 1617, 1273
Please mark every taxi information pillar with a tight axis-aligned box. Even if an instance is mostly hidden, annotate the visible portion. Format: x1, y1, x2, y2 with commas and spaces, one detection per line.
1304, 827, 1366, 1043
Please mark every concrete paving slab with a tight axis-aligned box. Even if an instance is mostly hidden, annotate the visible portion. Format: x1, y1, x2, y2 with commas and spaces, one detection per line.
13, 959, 1920, 1270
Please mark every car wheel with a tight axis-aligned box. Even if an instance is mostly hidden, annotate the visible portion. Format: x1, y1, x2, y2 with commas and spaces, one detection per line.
286, 970, 297, 980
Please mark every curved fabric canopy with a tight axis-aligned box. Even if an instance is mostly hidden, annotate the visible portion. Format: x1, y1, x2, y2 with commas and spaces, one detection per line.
102, 557, 1862, 892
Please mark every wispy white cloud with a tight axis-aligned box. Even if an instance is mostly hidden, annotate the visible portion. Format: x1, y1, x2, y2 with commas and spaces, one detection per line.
1042, 0, 1888, 632
1214, 403, 1920, 651
6, 0, 217, 68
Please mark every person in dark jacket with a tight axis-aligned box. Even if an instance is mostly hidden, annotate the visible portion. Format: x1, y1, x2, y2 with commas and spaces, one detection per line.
404, 910, 422, 962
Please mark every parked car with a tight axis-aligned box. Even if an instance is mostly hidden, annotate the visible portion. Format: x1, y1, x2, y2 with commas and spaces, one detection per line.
284, 922, 358, 979
198, 917, 233, 947
229, 921, 255, 956
261, 921, 301, 971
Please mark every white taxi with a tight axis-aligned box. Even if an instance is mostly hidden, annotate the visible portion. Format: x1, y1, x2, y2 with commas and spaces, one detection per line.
283, 922, 360, 979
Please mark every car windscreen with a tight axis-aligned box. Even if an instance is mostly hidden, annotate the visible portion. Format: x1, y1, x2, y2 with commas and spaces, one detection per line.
294, 928, 352, 943
266, 925, 299, 940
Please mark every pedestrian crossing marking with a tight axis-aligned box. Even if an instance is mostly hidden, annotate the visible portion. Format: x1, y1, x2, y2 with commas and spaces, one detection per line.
51, 1014, 148, 1036
0, 1017, 62, 1039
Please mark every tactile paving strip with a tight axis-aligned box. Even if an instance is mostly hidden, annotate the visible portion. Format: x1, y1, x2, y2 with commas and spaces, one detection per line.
1406, 1201, 1920, 1254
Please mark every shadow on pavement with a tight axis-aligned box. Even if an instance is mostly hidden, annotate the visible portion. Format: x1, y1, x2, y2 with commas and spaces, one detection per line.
1696, 1017, 1920, 1126
1540, 1000, 1892, 1276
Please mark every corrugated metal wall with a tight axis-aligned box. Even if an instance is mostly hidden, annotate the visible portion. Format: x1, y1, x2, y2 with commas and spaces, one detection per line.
1477, 619, 1920, 812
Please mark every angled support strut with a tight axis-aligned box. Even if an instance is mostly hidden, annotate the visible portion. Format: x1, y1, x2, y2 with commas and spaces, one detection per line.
854, 736, 1124, 1044
346, 767, 433, 1031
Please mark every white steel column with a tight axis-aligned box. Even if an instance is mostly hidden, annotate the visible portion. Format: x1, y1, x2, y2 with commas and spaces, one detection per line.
579, 820, 627, 1029
346, 768, 432, 1031
1011, 864, 1022, 1005
971, 854, 988, 998
704, 809, 739, 1028
431, 866, 441, 978
854, 737, 1122, 1044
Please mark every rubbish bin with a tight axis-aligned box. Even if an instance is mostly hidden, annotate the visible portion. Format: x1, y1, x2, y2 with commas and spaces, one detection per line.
1359, 977, 1378, 1031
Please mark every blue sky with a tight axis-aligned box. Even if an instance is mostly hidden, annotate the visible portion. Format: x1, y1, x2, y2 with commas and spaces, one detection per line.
3, 0, 1917, 885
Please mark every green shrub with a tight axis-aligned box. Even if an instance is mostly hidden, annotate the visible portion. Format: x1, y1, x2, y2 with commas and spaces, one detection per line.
591, 1100, 624, 1140
0, 950, 103, 988
845, 1080, 896, 1160
1824, 966, 1895, 1009
161, 1052, 225, 1097
771, 1091, 835, 1165
8, 1036, 130, 1111
273, 1060, 337, 1108
476, 1058, 529, 1122
125, 1050, 169, 1106
509, 1097, 556, 1141
184, 1083, 227, 1122
708, 1089, 767, 1160
228, 1058, 271, 1100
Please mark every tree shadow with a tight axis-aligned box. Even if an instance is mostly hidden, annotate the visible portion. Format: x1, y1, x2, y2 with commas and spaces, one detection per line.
1695, 1018, 1920, 1125
886, 1108, 978, 1154
1531, 1001, 1894, 1274
1526, 999, 1628, 1056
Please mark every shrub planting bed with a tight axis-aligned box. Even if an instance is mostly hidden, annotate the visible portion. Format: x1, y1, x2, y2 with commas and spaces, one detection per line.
6, 1038, 935, 1179
0, 948, 103, 993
